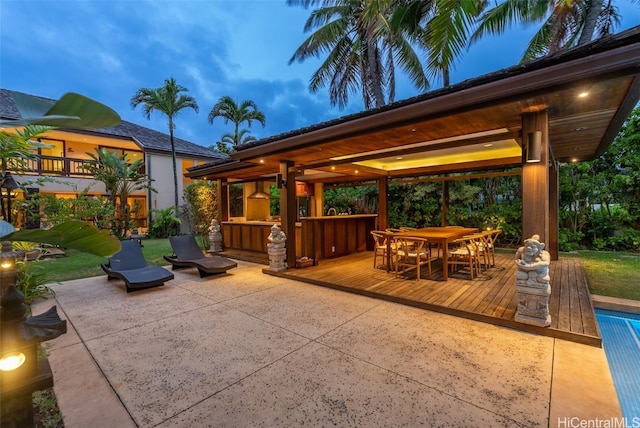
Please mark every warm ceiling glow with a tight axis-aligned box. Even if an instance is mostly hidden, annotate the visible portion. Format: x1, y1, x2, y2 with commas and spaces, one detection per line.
578, 92, 589, 98
355, 139, 520, 171
259, 159, 265, 164
331, 166, 335, 170
330, 128, 509, 162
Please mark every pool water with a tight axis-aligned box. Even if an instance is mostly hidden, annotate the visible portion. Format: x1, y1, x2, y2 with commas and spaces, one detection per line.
595, 308, 640, 422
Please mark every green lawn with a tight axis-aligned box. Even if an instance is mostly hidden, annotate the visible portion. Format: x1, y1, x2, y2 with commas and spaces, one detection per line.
573, 250, 640, 301
42, 238, 174, 283
39, 242, 639, 301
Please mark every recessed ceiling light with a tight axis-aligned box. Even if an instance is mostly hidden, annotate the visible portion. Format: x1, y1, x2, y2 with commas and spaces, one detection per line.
331, 166, 336, 170
483, 143, 493, 147
578, 92, 589, 98
259, 159, 265, 164
410, 128, 417, 132
571, 158, 579, 162
395, 156, 403, 160
354, 170, 359, 174
572, 127, 587, 132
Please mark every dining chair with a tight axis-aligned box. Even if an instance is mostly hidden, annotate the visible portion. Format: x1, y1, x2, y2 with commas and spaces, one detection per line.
394, 236, 436, 280
371, 230, 396, 269
446, 237, 480, 279
481, 229, 502, 267
465, 233, 491, 271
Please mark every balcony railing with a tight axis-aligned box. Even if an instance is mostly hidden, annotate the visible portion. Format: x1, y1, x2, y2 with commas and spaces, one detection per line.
24, 156, 92, 177
24, 156, 145, 178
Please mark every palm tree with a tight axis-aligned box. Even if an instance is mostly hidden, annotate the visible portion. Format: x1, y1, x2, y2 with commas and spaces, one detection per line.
131, 78, 198, 210
83, 148, 156, 238
469, 0, 621, 62
208, 96, 265, 148
391, 0, 484, 87
288, 0, 428, 110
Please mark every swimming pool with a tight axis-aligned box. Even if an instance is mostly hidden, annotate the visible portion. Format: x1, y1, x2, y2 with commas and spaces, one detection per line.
595, 308, 640, 422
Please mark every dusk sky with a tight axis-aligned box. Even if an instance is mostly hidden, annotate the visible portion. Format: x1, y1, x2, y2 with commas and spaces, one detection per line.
1, 1, 639, 149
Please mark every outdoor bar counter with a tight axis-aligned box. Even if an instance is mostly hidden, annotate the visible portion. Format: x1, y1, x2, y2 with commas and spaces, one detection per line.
222, 214, 377, 265
300, 214, 378, 265
221, 220, 302, 256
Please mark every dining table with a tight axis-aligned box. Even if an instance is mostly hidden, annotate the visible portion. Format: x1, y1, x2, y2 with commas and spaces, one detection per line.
385, 227, 479, 280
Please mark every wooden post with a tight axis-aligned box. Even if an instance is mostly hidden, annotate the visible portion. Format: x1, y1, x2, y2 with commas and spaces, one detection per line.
216, 179, 228, 222
548, 165, 559, 260
441, 179, 449, 226
280, 161, 297, 269
377, 177, 388, 230
521, 111, 550, 246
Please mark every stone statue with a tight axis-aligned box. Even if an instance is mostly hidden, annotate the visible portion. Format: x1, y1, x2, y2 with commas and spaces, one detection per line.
208, 219, 223, 252
267, 224, 287, 272
514, 234, 551, 327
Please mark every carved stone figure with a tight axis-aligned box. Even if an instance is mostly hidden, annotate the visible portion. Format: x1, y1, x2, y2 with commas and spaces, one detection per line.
514, 234, 551, 327
208, 219, 223, 252
267, 224, 287, 272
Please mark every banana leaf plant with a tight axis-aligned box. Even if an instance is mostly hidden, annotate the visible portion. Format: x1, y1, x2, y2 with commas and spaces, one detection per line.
0, 219, 120, 257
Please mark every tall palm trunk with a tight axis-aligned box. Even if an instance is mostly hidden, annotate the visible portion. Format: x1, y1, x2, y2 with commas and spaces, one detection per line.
169, 119, 179, 210
366, 39, 386, 108
578, 0, 604, 45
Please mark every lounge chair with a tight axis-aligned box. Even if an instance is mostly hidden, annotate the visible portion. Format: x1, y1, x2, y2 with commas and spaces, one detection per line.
101, 240, 174, 292
163, 235, 237, 278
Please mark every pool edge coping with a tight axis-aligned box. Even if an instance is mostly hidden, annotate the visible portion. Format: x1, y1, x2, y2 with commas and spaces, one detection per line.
592, 294, 640, 314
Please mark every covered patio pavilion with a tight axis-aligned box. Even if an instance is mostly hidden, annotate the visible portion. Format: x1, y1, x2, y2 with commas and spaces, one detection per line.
187, 27, 640, 343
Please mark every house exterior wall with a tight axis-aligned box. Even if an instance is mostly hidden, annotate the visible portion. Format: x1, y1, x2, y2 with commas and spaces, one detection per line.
147, 153, 211, 234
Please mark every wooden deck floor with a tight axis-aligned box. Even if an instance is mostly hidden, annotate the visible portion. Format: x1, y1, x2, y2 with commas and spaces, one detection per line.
264, 251, 601, 347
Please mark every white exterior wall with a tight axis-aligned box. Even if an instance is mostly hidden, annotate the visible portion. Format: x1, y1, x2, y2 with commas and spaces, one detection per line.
147, 152, 179, 212
147, 152, 203, 234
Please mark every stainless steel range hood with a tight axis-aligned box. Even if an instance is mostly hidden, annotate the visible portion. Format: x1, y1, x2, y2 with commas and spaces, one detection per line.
247, 181, 273, 199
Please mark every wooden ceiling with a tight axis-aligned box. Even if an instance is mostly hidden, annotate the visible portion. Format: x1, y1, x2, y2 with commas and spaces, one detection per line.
187, 27, 640, 185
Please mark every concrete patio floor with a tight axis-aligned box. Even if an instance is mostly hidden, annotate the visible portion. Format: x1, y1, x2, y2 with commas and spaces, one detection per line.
31, 260, 622, 427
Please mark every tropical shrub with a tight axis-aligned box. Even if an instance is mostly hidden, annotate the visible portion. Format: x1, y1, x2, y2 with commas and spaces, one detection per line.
324, 186, 379, 216
16, 188, 114, 230
182, 181, 217, 246
15, 260, 54, 306
148, 207, 180, 238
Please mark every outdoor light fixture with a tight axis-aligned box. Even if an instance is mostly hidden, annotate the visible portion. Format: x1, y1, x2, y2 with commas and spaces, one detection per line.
1, 172, 19, 224
526, 131, 542, 163
0, 243, 20, 296
0, 274, 67, 426
0, 352, 26, 371
1, 172, 18, 191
